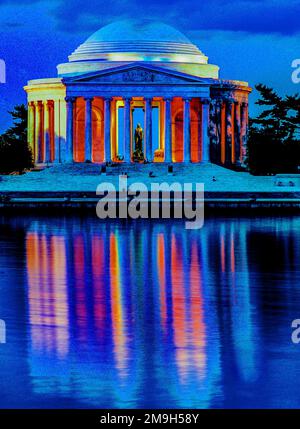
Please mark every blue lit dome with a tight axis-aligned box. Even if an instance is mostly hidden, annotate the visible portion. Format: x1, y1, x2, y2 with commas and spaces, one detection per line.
68, 19, 207, 63
57, 19, 219, 79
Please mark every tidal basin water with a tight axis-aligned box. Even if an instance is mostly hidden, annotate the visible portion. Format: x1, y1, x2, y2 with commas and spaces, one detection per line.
1, 214, 300, 409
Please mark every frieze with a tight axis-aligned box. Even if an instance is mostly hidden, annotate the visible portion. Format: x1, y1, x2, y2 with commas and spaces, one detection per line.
122, 70, 170, 83
77, 68, 200, 84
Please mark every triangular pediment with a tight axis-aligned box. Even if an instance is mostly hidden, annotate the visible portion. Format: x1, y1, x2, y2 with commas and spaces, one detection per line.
64, 63, 207, 85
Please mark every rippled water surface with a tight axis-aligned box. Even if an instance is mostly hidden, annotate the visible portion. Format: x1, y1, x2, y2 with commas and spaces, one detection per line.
0, 215, 300, 408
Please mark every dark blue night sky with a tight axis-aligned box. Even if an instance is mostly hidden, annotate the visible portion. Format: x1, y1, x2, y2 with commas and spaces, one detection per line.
0, 0, 299, 131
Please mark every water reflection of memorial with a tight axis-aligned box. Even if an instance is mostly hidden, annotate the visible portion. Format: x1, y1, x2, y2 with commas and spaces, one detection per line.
25, 217, 260, 408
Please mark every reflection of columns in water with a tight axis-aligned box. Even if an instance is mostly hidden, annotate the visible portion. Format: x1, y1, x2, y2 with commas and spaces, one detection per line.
220, 223, 226, 273
73, 235, 88, 342
229, 222, 257, 382
23, 219, 235, 406
230, 223, 237, 302
189, 238, 207, 380
110, 232, 128, 378
26, 232, 69, 358
157, 233, 167, 331
199, 226, 210, 293
167, 226, 220, 407
92, 235, 106, 337
145, 223, 160, 348
38, 236, 52, 350
171, 231, 188, 383
27, 233, 42, 350
50, 235, 69, 357
198, 225, 223, 407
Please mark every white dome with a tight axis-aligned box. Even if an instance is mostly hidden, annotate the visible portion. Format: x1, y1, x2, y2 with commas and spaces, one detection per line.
68, 19, 207, 64
86, 20, 192, 44
57, 19, 220, 79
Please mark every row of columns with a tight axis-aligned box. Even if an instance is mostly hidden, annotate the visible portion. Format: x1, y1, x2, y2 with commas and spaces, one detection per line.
29, 96, 247, 165
65, 96, 211, 164
28, 100, 61, 163
212, 98, 248, 166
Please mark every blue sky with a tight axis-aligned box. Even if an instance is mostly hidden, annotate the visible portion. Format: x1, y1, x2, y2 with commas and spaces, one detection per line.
0, 0, 299, 131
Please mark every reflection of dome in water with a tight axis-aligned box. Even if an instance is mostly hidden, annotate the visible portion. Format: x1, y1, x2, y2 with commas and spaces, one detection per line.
68, 19, 207, 64
57, 19, 220, 79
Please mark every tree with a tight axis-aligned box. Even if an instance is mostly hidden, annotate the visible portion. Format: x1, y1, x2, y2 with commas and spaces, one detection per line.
0, 104, 33, 174
247, 84, 300, 174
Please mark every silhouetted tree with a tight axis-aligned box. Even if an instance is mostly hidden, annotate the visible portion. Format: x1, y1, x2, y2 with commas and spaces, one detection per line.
0, 104, 33, 174
247, 84, 300, 174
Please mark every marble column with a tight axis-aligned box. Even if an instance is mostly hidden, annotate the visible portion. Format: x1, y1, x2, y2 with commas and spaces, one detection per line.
201, 98, 211, 163
65, 97, 75, 163
28, 102, 35, 160
145, 97, 153, 162
111, 99, 118, 161
164, 98, 172, 163
211, 99, 222, 163
54, 100, 60, 163
43, 100, 51, 163
84, 97, 94, 162
49, 102, 55, 162
183, 98, 192, 163
225, 100, 234, 165
234, 102, 242, 166
104, 97, 112, 163
220, 101, 226, 164
34, 101, 43, 163
241, 102, 249, 167
124, 97, 131, 163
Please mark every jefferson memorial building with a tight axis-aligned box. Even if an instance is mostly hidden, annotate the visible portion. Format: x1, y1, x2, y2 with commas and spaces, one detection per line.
24, 20, 251, 167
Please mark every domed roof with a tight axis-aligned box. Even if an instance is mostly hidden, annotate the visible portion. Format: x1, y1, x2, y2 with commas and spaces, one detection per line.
68, 19, 207, 64
86, 20, 191, 44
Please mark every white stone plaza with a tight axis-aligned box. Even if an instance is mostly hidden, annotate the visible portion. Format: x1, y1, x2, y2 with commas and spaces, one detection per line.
24, 19, 251, 168
0, 163, 292, 194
